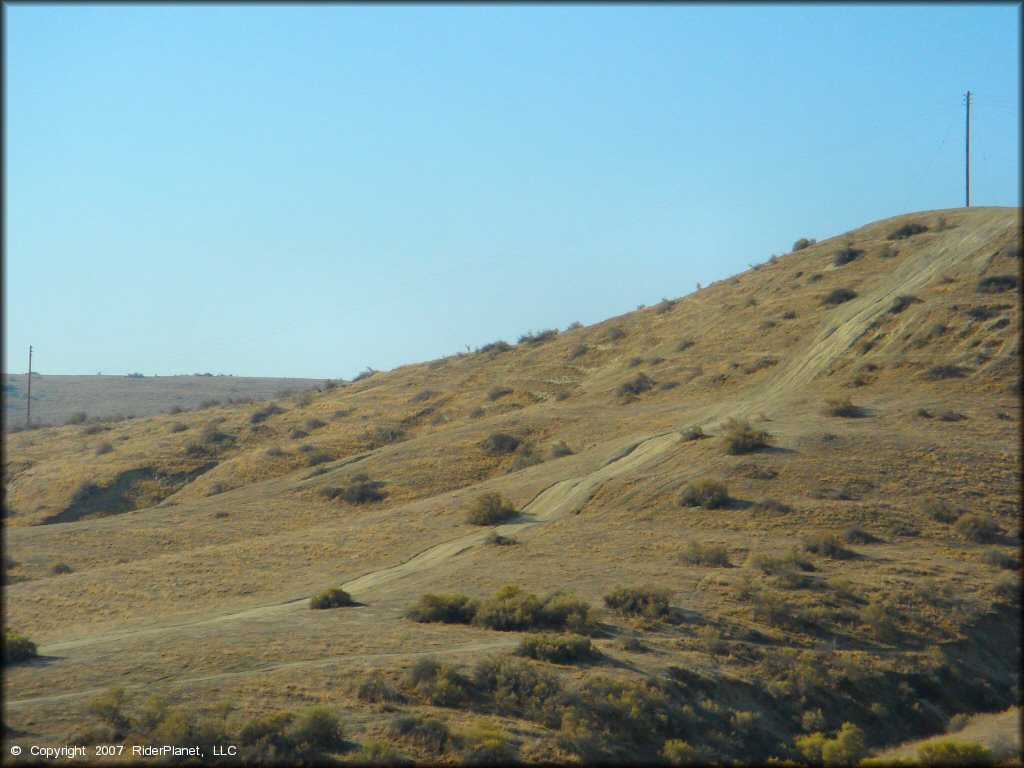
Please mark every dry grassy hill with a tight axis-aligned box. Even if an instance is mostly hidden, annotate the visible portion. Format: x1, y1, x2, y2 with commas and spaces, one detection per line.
3, 206, 1021, 765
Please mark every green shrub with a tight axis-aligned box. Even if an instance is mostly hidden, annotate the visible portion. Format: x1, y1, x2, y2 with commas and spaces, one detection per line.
410, 389, 436, 402
915, 738, 993, 765
305, 418, 326, 430
822, 287, 857, 305
310, 587, 355, 609
304, 452, 331, 467
473, 656, 564, 723
979, 548, 1018, 569
385, 714, 452, 752
538, 590, 600, 635
373, 426, 405, 445
473, 585, 544, 631
357, 738, 409, 764
887, 222, 929, 240
408, 659, 474, 707
517, 634, 595, 664
860, 601, 897, 641
357, 673, 404, 705
616, 372, 654, 397
679, 541, 731, 566
976, 274, 1019, 293
67, 411, 88, 425
95, 441, 113, 456
461, 721, 519, 764
341, 474, 386, 503
679, 478, 730, 509
4, 631, 38, 664
51, 562, 73, 575
792, 237, 816, 251
483, 432, 521, 455
953, 513, 1003, 543
484, 531, 517, 546
467, 493, 517, 525
86, 686, 131, 732
662, 738, 703, 764
290, 707, 346, 754
603, 585, 671, 619
406, 593, 479, 624
478, 340, 512, 355
605, 327, 626, 341
721, 417, 771, 454
676, 338, 695, 352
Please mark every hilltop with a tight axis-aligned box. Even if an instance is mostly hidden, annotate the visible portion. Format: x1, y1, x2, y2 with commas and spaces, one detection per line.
3, 207, 1020, 765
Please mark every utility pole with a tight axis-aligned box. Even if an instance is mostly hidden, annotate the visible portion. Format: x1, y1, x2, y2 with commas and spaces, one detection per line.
26, 345, 33, 426
965, 90, 971, 207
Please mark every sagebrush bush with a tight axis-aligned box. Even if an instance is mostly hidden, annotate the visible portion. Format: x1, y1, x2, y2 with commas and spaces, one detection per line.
482, 432, 521, 455
887, 222, 929, 240
410, 389, 436, 403
803, 531, 855, 559
603, 585, 671, 619
309, 587, 355, 609
4, 631, 38, 664
466, 493, 517, 525
461, 721, 519, 764
822, 287, 857, 305
373, 426, 405, 445
752, 498, 792, 514
408, 659, 474, 707
473, 656, 563, 724
975, 274, 1019, 293
340, 474, 386, 503
860, 601, 896, 642
679, 541, 731, 566
605, 327, 626, 341
517, 633, 595, 664
926, 364, 967, 379
385, 714, 452, 752
833, 245, 863, 266
472, 585, 598, 634
407, 593, 479, 624
915, 738, 993, 765
518, 329, 559, 345
953, 513, 1003, 543
676, 338, 694, 352
721, 417, 771, 454
249, 403, 285, 424
792, 237, 816, 251
680, 425, 705, 440
550, 440, 574, 458
616, 372, 654, 397
890, 294, 922, 314
679, 478, 730, 509
357, 673, 404, 705
95, 441, 114, 456
487, 386, 513, 401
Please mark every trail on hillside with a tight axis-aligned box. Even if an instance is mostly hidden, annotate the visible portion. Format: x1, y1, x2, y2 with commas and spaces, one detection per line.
33, 433, 681, 658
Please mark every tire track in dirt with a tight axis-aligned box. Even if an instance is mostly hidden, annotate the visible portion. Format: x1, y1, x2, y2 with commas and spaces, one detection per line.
31, 432, 682, 657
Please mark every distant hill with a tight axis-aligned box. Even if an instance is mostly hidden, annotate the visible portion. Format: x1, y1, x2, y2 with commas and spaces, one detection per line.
2, 373, 324, 429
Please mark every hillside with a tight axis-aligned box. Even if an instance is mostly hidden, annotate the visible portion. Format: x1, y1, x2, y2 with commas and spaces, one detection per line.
3, 374, 324, 430
3, 207, 1021, 765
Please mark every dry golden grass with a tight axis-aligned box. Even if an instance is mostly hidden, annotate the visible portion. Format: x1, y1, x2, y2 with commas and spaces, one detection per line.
3, 207, 1020, 763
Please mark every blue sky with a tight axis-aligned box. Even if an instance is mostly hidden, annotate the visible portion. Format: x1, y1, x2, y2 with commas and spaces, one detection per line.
4, 4, 1019, 378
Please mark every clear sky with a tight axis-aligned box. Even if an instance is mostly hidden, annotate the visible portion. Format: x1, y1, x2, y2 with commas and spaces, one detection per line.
4, 3, 1020, 378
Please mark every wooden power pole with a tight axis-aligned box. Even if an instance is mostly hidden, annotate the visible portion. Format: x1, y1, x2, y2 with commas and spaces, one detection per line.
965, 91, 971, 207
26, 345, 33, 426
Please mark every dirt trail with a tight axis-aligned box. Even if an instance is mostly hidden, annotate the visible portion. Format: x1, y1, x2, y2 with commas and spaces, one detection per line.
33, 433, 681, 658
749, 210, 1016, 405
